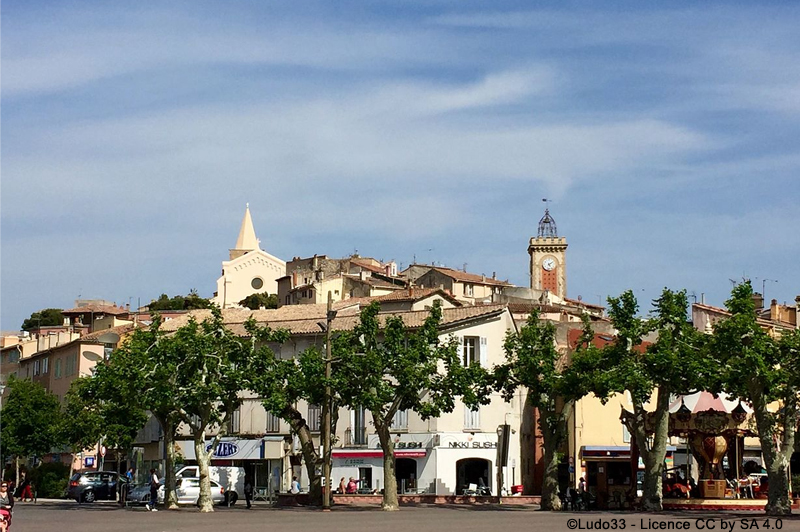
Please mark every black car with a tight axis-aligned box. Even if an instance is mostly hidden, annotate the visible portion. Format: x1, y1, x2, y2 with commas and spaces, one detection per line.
68, 471, 119, 503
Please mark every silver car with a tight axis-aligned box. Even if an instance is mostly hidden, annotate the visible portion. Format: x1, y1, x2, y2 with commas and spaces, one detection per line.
129, 478, 225, 506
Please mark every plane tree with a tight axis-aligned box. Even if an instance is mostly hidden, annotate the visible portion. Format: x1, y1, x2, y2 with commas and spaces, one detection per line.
709, 282, 800, 516
494, 310, 595, 510
584, 289, 705, 512
337, 301, 487, 511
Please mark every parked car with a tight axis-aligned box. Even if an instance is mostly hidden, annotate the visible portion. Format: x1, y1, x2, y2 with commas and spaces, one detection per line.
175, 465, 243, 505
68, 471, 119, 503
129, 477, 226, 506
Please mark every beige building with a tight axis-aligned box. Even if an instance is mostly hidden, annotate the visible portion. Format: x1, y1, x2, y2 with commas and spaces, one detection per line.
408, 266, 511, 304
278, 254, 405, 307
212, 206, 287, 308
158, 301, 523, 496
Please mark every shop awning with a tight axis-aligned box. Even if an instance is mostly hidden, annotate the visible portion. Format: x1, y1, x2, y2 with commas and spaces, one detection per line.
581, 445, 676, 460
332, 449, 427, 459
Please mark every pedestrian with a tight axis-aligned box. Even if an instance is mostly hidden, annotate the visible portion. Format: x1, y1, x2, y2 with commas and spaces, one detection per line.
290, 476, 300, 494
122, 467, 135, 505
16, 473, 31, 503
243, 475, 253, 509
338, 477, 346, 494
578, 477, 587, 494
0, 481, 13, 532
147, 469, 159, 512
346, 477, 359, 494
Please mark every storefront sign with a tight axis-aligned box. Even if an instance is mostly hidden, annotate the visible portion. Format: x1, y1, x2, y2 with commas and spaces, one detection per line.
447, 442, 497, 449
177, 438, 282, 461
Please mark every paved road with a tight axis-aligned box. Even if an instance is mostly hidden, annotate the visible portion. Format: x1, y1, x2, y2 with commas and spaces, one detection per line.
9, 500, 800, 532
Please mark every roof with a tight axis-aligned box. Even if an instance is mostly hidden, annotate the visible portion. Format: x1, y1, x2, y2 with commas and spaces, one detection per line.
374, 288, 462, 306
349, 258, 385, 273
563, 297, 605, 310
567, 328, 650, 352
693, 302, 786, 329
62, 304, 129, 316
18, 323, 138, 361
159, 304, 510, 337
420, 266, 511, 287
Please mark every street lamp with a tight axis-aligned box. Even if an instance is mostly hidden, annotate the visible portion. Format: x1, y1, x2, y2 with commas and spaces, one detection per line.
320, 292, 336, 511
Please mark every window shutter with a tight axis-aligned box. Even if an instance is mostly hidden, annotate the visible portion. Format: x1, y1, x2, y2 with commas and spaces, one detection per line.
456, 336, 464, 365
479, 337, 488, 367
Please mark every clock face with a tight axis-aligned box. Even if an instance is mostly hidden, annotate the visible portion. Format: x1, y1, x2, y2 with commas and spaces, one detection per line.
542, 258, 556, 271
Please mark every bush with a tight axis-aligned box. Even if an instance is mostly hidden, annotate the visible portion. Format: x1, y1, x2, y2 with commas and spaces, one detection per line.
30, 462, 71, 499
792, 475, 800, 498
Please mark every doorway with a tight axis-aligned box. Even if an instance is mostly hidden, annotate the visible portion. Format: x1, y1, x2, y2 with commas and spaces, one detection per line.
396, 458, 417, 493
456, 458, 491, 495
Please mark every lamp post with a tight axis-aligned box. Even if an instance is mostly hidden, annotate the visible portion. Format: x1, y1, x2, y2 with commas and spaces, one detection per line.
321, 292, 336, 511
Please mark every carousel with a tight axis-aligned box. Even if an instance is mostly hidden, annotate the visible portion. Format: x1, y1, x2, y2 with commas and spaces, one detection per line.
624, 391, 778, 510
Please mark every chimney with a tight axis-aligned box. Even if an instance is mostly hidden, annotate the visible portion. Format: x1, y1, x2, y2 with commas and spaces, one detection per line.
752, 292, 764, 310
701, 293, 705, 305
492, 272, 496, 280
292, 271, 298, 287
409, 285, 414, 297
481, 274, 486, 283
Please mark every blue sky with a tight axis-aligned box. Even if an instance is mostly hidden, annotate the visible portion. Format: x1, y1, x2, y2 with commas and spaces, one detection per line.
2, 1, 799, 330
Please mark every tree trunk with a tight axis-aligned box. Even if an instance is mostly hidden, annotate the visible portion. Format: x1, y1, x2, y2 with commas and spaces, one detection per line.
163, 418, 179, 510
194, 432, 215, 512
539, 398, 572, 511
282, 406, 322, 506
636, 387, 670, 512
751, 388, 795, 516
375, 419, 399, 511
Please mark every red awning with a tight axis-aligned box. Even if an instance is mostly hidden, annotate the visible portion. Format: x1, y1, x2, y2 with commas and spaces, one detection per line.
331, 450, 427, 459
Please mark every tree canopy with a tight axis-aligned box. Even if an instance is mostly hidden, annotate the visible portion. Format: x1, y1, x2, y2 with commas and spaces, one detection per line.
1, 376, 63, 459
147, 290, 211, 311
239, 292, 278, 310
21, 308, 64, 331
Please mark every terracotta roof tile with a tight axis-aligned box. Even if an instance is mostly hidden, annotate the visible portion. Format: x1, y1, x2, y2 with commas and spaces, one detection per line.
426, 266, 511, 286
62, 304, 129, 315
161, 304, 508, 336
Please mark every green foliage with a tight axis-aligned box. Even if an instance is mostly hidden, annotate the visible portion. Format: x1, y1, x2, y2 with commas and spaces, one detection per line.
61, 373, 147, 454
340, 301, 478, 421
29, 462, 71, 499
0, 376, 64, 458
585, 289, 704, 404
21, 308, 64, 331
239, 292, 278, 310
147, 290, 211, 311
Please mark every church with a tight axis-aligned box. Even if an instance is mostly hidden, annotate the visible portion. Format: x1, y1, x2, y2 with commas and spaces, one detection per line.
211, 205, 287, 308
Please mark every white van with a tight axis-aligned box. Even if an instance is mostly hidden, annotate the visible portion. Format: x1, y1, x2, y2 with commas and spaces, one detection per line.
175, 465, 245, 505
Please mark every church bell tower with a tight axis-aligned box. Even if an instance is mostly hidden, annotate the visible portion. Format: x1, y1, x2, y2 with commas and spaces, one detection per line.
528, 209, 568, 299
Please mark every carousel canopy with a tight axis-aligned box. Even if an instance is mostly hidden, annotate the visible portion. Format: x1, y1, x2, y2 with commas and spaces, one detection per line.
669, 392, 752, 414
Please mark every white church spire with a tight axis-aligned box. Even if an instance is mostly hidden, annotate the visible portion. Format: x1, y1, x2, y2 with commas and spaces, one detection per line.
234, 203, 260, 252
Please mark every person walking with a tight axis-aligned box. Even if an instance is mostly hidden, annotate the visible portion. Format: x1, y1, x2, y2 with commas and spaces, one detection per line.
243, 475, 253, 509
147, 469, 159, 512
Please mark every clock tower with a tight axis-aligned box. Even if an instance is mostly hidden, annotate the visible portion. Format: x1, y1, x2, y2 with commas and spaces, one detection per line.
528, 208, 568, 299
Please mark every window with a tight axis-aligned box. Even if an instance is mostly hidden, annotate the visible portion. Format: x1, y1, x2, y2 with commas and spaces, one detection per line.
462, 337, 479, 366
265, 412, 281, 433
251, 277, 264, 290
464, 405, 480, 430
103, 343, 114, 360
622, 424, 631, 443
352, 407, 367, 445
230, 406, 241, 434
391, 409, 408, 430
65, 353, 77, 376
308, 404, 321, 432
34, 360, 40, 376
464, 284, 474, 297
54, 359, 62, 379
42, 357, 49, 374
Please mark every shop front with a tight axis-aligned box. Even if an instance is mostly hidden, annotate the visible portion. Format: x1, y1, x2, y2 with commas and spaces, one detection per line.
177, 437, 288, 496
433, 432, 503, 495
581, 445, 675, 509
331, 447, 429, 494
